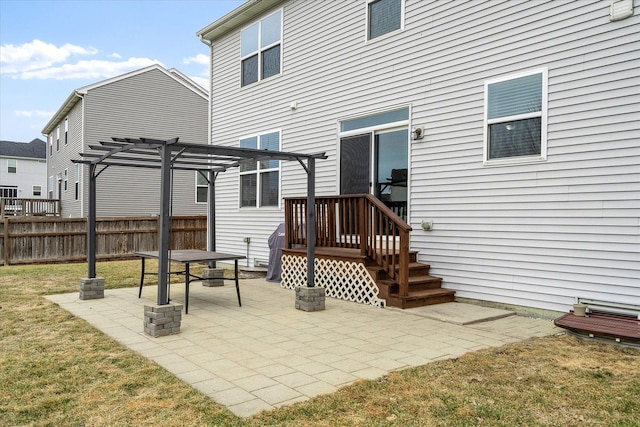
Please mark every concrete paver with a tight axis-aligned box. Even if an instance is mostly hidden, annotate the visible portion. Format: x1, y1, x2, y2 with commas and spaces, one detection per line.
46, 278, 560, 417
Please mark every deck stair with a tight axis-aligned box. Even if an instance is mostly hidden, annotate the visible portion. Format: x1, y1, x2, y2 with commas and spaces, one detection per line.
284, 194, 455, 309
366, 251, 455, 309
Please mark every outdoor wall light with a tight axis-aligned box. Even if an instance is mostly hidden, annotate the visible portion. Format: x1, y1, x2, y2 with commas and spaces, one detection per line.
421, 220, 433, 231
412, 127, 424, 140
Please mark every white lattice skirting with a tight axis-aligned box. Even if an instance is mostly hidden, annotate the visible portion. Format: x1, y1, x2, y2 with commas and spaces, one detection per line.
281, 254, 386, 307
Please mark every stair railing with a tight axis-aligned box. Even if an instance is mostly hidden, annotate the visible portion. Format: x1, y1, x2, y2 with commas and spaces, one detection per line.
284, 194, 412, 297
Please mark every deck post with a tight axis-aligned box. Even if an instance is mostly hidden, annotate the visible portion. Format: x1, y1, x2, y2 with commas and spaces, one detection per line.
157, 143, 171, 306
306, 157, 315, 288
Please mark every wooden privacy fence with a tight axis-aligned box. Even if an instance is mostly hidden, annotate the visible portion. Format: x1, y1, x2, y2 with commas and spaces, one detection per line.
0, 215, 206, 265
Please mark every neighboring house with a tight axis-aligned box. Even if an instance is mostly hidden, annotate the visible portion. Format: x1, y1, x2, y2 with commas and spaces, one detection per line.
0, 138, 47, 199
196, 0, 639, 314
41, 64, 209, 218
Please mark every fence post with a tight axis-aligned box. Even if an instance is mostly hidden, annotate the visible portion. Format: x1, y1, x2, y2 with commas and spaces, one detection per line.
3, 217, 9, 266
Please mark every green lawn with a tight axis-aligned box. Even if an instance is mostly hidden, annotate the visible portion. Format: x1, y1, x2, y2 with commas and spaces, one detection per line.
1, 260, 638, 426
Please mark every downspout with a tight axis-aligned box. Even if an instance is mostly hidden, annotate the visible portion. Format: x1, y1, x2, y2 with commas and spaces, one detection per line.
75, 91, 85, 218
199, 35, 216, 257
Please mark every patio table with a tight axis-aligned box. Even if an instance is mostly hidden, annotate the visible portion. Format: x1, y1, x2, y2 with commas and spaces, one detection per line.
135, 250, 245, 314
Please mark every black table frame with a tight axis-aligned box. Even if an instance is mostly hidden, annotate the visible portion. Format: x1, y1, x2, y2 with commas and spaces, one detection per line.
135, 250, 245, 314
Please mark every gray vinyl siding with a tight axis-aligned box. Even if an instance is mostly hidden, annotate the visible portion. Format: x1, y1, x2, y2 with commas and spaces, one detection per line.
207, 0, 639, 311
80, 68, 208, 217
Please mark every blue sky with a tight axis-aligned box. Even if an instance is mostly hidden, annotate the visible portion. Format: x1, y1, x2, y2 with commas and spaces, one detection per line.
0, 0, 244, 142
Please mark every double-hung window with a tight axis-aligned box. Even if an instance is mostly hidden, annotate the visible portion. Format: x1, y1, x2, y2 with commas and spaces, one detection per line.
75, 164, 80, 200
56, 127, 60, 151
239, 131, 280, 207
33, 185, 42, 196
484, 68, 547, 163
64, 118, 68, 145
367, 0, 403, 40
7, 159, 17, 173
63, 168, 68, 191
196, 172, 208, 203
241, 9, 282, 86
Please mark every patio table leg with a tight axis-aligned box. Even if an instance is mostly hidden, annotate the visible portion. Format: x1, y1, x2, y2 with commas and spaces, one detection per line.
185, 262, 190, 314
235, 259, 242, 307
138, 257, 146, 298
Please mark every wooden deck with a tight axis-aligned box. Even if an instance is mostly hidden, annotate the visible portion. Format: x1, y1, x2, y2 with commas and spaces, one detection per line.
554, 312, 640, 345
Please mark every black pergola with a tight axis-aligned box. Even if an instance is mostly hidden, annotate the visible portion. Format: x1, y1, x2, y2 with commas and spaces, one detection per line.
73, 137, 326, 306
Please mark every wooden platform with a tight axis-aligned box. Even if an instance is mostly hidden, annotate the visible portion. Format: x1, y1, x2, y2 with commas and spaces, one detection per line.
554, 312, 640, 345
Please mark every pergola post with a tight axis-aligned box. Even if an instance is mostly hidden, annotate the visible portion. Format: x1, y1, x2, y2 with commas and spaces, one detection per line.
156, 143, 172, 306
79, 162, 104, 300
296, 156, 324, 311
87, 162, 97, 279
207, 170, 216, 255
203, 170, 224, 287
306, 157, 315, 288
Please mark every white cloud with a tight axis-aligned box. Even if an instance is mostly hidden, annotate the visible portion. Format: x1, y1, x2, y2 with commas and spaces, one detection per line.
18, 57, 164, 80
189, 75, 209, 89
1, 39, 97, 74
15, 110, 55, 118
183, 54, 209, 66
1, 40, 163, 81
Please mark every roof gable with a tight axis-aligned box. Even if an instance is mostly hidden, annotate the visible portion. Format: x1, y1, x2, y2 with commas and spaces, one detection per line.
0, 138, 46, 159
41, 64, 208, 135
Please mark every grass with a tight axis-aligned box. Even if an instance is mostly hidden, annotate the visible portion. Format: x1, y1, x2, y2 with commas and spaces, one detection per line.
1, 260, 639, 426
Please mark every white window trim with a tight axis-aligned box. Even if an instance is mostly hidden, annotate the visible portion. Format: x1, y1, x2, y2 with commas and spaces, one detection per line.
33, 185, 42, 196
75, 163, 81, 201
365, 0, 405, 43
238, 129, 282, 209
64, 117, 68, 145
483, 68, 548, 166
336, 105, 412, 200
195, 171, 208, 204
56, 126, 60, 151
240, 8, 284, 87
7, 159, 17, 173
63, 168, 68, 191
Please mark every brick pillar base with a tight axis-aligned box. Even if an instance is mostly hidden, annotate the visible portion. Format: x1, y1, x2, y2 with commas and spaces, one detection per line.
144, 303, 183, 337
295, 286, 326, 312
202, 268, 224, 287
79, 277, 104, 300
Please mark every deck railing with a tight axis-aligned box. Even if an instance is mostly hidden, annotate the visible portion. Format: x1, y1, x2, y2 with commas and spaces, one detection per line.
284, 194, 412, 297
0, 198, 61, 218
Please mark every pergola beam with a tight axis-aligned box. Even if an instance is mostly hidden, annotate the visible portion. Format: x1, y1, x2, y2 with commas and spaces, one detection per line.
78, 137, 327, 307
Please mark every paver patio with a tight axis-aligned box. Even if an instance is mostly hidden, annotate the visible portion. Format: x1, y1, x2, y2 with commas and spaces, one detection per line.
47, 278, 560, 417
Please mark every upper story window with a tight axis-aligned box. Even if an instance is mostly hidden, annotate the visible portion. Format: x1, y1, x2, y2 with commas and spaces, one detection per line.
367, 0, 403, 40
64, 118, 68, 145
484, 68, 548, 164
239, 131, 280, 207
7, 159, 17, 173
33, 185, 42, 196
56, 126, 60, 151
75, 163, 80, 200
49, 134, 53, 156
241, 9, 282, 87
196, 172, 208, 203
